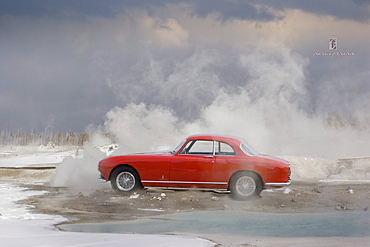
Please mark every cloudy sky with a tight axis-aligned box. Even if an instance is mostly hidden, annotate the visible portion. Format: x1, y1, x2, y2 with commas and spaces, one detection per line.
1, 0, 369, 156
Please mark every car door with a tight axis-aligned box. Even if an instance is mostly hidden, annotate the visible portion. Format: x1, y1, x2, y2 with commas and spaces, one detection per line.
213, 141, 237, 182
169, 139, 215, 187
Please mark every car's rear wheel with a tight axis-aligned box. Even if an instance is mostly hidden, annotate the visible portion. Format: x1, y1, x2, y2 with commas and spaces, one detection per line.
110, 167, 142, 193
229, 172, 262, 200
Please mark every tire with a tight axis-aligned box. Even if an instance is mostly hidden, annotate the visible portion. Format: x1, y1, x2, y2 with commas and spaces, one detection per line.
110, 167, 142, 193
229, 172, 262, 200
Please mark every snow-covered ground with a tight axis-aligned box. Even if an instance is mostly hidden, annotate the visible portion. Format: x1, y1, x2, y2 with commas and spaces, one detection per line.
0, 183, 214, 247
0, 145, 215, 247
0, 143, 79, 168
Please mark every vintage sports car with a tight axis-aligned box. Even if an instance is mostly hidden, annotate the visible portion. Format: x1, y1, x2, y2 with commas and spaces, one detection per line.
98, 135, 291, 200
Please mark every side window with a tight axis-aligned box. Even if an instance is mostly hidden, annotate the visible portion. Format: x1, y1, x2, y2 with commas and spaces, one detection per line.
215, 141, 235, 156
180, 140, 214, 155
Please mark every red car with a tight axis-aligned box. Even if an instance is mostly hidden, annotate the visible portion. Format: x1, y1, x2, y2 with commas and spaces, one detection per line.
98, 135, 291, 200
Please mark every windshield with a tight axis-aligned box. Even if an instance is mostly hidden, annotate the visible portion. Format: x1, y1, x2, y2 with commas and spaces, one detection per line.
171, 138, 187, 154
240, 141, 259, 156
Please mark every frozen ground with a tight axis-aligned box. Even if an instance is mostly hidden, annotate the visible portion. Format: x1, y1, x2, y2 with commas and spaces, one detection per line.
0, 144, 370, 246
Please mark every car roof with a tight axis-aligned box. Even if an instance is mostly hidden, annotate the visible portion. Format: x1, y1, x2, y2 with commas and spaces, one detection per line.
186, 134, 244, 144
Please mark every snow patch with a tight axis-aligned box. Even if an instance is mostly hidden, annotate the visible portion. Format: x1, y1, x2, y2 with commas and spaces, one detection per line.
138, 208, 165, 212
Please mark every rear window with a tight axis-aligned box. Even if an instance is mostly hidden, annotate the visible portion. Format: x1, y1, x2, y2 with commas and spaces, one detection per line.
215, 141, 235, 156
240, 141, 259, 156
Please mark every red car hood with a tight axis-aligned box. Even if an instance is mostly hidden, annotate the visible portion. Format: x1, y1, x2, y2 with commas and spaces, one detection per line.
100, 152, 170, 164
127, 152, 170, 156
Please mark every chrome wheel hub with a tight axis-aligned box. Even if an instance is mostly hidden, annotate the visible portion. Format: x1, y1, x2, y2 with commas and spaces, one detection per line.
116, 172, 135, 191
235, 176, 256, 197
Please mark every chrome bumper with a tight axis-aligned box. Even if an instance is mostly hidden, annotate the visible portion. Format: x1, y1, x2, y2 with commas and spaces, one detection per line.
98, 176, 108, 182
265, 180, 292, 187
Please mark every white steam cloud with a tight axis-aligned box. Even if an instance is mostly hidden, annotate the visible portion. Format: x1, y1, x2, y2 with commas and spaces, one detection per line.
50, 132, 113, 192
103, 46, 370, 159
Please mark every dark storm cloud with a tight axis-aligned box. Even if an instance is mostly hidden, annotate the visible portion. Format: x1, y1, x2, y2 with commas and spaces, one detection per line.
1, 0, 368, 22
0, 13, 117, 132
0, 45, 117, 132
258, 0, 370, 22
188, 0, 278, 21
0, 0, 278, 21
0, 0, 167, 20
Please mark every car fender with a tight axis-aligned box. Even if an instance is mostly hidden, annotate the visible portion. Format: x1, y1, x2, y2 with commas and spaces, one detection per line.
227, 170, 264, 189
109, 164, 141, 181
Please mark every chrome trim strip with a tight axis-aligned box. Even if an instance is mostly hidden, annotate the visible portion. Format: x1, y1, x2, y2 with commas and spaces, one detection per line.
142, 180, 228, 185
172, 181, 228, 185
142, 180, 169, 183
265, 180, 292, 187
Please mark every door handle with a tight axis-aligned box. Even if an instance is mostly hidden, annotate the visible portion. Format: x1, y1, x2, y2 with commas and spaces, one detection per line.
203, 155, 214, 158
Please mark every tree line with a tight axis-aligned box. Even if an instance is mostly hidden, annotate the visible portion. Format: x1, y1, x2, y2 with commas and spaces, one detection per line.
0, 129, 90, 146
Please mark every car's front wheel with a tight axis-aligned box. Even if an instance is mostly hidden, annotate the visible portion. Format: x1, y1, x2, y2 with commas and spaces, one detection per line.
229, 171, 262, 200
110, 167, 142, 193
